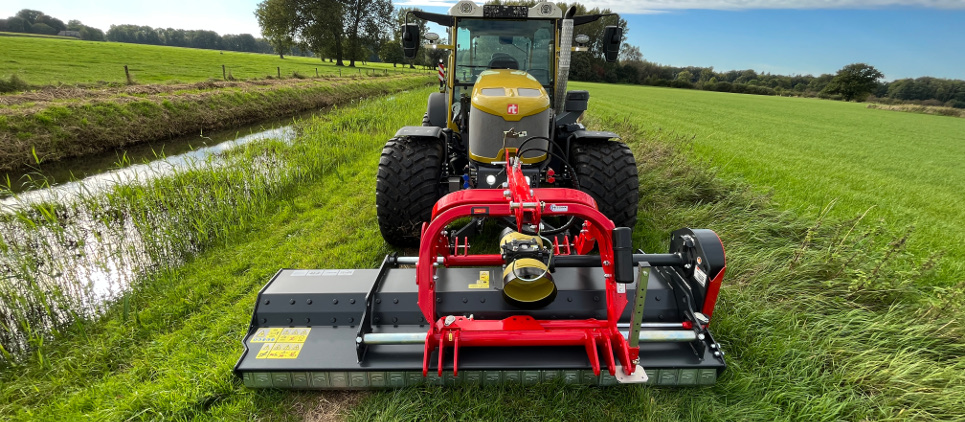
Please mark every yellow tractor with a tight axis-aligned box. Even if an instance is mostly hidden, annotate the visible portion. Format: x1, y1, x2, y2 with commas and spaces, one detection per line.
377, 1, 637, 246
235, 3, 730, 388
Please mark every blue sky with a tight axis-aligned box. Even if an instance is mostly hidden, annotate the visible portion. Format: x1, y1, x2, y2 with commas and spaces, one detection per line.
3, 0, 963, 80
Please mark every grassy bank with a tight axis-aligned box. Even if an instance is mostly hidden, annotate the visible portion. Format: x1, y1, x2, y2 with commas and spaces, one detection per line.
0, 75, 431, 171
0, 88, 429, 420
0, 35, 429, 88
2, 85, 963, 420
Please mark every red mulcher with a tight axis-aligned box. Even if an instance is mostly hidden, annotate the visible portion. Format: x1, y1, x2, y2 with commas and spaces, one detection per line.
235, 159, 727, 388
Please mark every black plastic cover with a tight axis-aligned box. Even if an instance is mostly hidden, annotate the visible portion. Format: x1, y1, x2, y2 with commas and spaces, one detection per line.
612, 227, 633, 283
565, 90, 589, 112
401, 24, 420, 59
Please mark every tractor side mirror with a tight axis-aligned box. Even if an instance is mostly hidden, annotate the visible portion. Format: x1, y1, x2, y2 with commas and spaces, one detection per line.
401, 23, 421, 59
602, 26, 622, 63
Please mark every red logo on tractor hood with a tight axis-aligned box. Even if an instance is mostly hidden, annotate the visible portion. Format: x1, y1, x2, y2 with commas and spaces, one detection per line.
507, 103, 519, 115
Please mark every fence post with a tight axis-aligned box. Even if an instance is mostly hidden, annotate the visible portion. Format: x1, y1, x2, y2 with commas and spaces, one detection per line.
124, 65, 132, 84
222, 64, 226, 81
316, 68, 319, 77
277, 67, 281, 78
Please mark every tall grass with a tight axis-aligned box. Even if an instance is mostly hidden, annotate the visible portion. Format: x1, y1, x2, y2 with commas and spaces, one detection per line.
0, 86, 427, 421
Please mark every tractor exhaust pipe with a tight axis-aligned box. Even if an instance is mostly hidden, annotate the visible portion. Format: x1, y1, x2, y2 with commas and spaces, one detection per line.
553, 7, 576, 114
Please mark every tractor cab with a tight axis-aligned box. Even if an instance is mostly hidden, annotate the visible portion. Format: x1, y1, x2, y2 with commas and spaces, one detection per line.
380, 0, 634, 248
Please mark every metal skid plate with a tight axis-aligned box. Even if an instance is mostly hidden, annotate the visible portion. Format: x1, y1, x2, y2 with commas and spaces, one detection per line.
234, 264, 725, 388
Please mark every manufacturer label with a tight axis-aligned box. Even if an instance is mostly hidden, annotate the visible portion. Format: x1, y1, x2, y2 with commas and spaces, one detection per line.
693, 267, 708, 287
549, 204, 569, 212
507, 103, 519, 115
503, 130, 528, 138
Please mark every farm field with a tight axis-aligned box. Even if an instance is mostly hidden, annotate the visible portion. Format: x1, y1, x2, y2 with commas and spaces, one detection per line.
0, 35, 427, 87
2, 85, 963, 421
575, 82, 965, 284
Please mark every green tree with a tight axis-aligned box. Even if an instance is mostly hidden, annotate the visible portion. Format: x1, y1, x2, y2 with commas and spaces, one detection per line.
256, 0, 348, 64
15, 9, 43, 24
255, 0, 298, 58
379, 40, 403, 66
822, 63, 883, 102
30, 22, 56, 35
343, 0, 393, 67
5, 16, 28, 32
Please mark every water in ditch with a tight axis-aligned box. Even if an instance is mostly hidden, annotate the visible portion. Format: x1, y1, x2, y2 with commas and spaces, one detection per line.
0, 108, 323, 360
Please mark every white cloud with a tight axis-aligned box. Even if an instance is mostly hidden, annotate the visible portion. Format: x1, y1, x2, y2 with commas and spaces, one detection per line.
395, 0, 965, 13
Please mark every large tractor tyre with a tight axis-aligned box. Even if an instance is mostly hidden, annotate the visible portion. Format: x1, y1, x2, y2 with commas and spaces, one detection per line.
570, 139, 639, 230
376, 137, 446, 247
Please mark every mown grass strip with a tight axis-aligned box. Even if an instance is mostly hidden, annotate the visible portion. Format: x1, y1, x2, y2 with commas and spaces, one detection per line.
0, 35, 429, 87
576, 82, 965, 285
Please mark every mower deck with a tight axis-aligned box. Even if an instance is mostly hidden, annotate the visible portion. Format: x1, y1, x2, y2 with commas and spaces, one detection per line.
234, 258, 726, 389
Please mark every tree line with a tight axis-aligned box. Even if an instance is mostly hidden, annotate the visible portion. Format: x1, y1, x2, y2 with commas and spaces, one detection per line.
578, 47, 965, 108
0, 9, 290, 56
0, 9, 104, 41
103, 25, 281, 55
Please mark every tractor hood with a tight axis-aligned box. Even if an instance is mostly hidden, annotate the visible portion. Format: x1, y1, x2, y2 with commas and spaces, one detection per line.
471, 70, 550, 122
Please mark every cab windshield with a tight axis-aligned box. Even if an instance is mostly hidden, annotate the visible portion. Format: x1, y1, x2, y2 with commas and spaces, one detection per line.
453, 18, 555, 87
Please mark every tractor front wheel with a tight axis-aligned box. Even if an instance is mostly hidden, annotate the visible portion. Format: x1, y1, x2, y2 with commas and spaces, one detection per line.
376, 137, 446, 247
570, 139, 639, 230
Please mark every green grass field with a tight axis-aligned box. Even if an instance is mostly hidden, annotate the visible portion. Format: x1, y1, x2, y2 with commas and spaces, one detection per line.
0, 35, 429, 87
576, 82, 965, 284
2, 84, 963, 421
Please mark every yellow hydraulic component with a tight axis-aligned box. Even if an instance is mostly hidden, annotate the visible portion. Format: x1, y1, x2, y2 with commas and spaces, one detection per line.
500, 231, 556, 308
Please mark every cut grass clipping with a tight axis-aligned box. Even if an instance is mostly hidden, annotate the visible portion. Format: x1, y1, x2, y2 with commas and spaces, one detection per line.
1, 85, 963, 421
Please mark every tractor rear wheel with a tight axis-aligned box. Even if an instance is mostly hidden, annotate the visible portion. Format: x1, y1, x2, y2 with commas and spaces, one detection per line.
376, 137, 446, 247
570, 139, 639, 230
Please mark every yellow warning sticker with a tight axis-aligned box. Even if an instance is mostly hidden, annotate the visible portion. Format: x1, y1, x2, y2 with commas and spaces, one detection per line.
278, 328, 312, 343
251, 328, 310, 359
266, 343, 303, 359
252, 327, 311, 343
468, 270, 490, 289
255, 343, 275, 359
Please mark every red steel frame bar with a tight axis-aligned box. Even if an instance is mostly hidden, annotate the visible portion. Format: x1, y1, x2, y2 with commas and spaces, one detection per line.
415, 161, 639, 377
